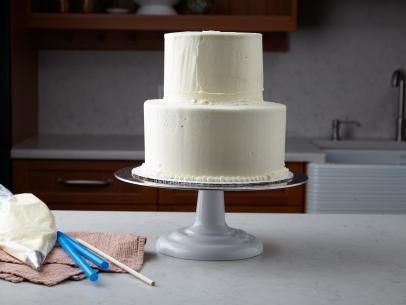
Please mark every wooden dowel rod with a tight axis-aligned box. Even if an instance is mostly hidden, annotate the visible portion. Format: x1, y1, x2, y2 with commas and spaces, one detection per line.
75, 238, 155, 286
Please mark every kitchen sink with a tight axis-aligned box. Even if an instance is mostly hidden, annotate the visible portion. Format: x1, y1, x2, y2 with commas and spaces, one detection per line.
312, 139, 406, 150
325, 149, 406, 165
307, 140, 406, 214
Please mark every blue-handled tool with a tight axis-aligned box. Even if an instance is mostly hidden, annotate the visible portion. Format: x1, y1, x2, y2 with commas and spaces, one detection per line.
57, 231, 109, 270
57, 234, 98, 282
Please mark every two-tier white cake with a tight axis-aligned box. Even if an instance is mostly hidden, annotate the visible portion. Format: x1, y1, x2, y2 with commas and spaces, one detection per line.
133, 31, 289, 183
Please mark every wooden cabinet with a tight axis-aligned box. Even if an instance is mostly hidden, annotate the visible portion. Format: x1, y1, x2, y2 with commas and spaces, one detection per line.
26, 0, 297, 51
13, 160, 157, 211
13, 160, 305, 213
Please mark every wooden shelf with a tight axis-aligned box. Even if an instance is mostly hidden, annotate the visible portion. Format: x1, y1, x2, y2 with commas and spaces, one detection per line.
27, 13, 296, 32
24, 1, 297, 51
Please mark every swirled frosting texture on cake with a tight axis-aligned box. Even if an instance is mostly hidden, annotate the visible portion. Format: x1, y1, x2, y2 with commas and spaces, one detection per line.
164, 31, 263, 104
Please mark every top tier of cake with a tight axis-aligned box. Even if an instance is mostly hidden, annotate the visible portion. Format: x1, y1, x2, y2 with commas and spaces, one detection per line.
163, 31, 263, 104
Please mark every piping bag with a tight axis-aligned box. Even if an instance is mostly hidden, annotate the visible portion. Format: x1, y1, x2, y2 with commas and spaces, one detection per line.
0, 185, 56, 270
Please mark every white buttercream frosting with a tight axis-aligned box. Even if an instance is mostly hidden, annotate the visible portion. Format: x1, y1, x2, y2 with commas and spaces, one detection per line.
132, 165, 289, 184
138, 100, 288, 183
164, 31, 263, 104
137, 31, 289, 183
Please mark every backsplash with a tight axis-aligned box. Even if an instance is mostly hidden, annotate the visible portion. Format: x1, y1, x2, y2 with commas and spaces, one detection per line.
39, 0, 406, 139
39, 50, 163, 135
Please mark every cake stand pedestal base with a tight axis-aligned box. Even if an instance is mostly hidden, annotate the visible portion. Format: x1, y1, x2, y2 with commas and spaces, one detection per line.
115, 167, 307, 261
156, 190, 263, 260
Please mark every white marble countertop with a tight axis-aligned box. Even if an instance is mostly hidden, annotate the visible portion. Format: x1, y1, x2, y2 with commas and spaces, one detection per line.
1, 211, 405, 305
11, 134, 325, 163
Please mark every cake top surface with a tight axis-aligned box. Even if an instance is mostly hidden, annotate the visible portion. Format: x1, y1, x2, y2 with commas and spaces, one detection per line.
164, 31, 262, 38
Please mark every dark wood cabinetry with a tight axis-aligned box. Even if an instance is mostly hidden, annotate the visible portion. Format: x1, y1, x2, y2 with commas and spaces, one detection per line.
26, 0, 296, 51
13, 160, 305, 213
13, 160, 157, 211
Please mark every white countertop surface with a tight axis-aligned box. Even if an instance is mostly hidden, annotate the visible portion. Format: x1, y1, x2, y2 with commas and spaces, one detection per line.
11, 135, 325, 163
1, 211, 405, 305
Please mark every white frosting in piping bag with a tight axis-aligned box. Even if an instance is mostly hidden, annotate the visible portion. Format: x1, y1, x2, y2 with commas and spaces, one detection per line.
0, 193, 56, 269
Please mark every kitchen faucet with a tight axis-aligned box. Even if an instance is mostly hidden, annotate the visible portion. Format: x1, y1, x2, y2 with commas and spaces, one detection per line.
331, 119, 361, 141
391, 69, 405, 142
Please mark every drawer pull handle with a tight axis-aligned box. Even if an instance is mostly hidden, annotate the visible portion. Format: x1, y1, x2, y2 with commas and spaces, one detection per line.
58, 179, 112, 186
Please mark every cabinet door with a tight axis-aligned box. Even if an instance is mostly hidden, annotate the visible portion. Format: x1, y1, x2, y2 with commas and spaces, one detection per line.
13, 160, 157, 211
158, 162, 306, 213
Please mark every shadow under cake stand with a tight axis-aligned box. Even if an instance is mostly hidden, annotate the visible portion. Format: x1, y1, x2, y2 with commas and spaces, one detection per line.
115, 167, 307, 261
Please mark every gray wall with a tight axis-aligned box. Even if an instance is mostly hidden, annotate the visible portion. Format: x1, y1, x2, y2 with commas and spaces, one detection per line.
39, 0, 406, 139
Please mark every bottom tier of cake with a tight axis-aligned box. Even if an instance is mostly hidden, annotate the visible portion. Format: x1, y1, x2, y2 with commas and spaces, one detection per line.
134, 99, 288, 183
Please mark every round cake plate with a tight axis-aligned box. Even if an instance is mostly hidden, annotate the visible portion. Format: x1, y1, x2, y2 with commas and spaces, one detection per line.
114, 167, 307, 261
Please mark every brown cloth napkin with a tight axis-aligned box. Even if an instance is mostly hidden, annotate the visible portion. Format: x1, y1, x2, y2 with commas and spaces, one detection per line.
0, 232, 146, 286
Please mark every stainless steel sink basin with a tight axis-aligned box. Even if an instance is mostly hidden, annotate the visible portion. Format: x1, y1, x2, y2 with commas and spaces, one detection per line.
325, 149, 406, 165
312, 139, 406, 150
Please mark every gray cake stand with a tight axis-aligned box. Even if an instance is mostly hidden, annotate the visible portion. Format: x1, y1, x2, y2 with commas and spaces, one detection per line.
115, 167, 307, 261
